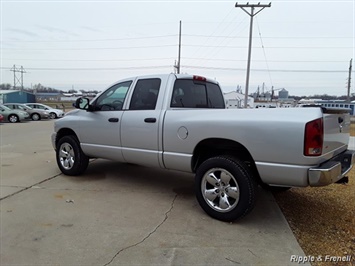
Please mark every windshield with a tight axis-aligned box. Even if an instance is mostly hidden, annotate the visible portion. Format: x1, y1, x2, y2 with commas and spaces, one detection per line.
21, 105, 33, 110
0, 105, 11, 111
41, 104, 52, 109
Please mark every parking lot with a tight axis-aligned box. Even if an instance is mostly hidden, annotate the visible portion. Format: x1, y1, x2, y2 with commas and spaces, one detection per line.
1, 120, 308, 265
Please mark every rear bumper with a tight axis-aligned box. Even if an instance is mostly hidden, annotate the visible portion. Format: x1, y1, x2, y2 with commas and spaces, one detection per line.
308, 150, 355, 186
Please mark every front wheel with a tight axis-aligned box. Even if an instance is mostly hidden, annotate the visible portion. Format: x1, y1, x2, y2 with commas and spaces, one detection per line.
56, 135, 89, 176
31, 113, 40, 121
8, 114, 19, 123
49, 112, 57, 119
195, 156, 256, 222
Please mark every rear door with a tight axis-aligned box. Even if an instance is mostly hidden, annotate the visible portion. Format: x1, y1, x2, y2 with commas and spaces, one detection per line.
120, 77, 165, 168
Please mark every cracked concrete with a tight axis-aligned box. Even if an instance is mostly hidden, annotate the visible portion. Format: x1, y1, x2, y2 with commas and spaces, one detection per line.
103, 194, 178, 266
1, 120, 310, 266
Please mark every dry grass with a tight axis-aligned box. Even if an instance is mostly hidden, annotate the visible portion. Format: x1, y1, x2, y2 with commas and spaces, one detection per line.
273, 124, 355, 266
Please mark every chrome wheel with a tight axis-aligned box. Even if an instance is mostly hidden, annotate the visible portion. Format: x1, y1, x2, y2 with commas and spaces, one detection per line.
201, 168, 240, 213
9, 115, 19, 123
59, 142, 75, 170
31, 113, 40, 121
49, 113, 56, 119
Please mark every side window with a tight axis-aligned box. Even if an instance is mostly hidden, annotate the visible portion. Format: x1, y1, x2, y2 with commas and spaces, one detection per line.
207, 83, 225, 108
171, 79, 225, 108
129, 78, 161, 110
95, 81, 132, 111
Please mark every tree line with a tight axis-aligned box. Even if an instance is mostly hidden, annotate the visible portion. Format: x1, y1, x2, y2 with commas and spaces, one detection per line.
0, 83, 99, 94
1, 83, 353, 101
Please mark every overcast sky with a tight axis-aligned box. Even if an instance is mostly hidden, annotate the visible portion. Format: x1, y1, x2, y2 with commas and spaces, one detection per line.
1, 0, 354, 96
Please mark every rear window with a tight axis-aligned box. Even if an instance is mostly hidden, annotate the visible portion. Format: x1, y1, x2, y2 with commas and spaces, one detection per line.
170, 79, 225, 108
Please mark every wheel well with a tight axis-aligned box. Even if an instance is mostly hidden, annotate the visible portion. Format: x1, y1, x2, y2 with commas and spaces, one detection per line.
55, 128, 78, 147
191, 138, 262, 185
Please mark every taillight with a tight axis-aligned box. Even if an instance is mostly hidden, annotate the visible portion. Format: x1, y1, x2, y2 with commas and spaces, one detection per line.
304, 118, 323, 156
193, 75, 207, 82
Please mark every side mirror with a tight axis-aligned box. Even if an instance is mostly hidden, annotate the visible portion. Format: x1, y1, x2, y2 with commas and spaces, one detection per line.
75, 97, 90, 110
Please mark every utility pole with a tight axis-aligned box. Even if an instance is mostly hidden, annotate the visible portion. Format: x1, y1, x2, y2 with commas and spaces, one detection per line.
235, 2, 271, 108
347, 58, 352, 102
10, 65, 26, 90
176, 20, 182, 74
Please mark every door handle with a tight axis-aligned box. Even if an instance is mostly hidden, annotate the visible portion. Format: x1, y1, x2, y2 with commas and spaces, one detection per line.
144, 118, 156, 123
108, 118, 119, 122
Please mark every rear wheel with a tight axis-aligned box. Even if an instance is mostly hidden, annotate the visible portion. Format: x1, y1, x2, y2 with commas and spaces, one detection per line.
56, 135, 89, 176
195, 156, 256, 222
31, 113, 40, 121
8, 114, 19, 123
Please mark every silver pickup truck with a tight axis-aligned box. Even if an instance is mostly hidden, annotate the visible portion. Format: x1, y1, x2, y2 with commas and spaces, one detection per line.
51, 74, 354, 221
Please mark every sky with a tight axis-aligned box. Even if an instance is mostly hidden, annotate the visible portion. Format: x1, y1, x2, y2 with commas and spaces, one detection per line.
0, 0, 354, 96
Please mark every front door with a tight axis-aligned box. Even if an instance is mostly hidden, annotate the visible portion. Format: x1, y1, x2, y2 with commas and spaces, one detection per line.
79, 80, 132, 161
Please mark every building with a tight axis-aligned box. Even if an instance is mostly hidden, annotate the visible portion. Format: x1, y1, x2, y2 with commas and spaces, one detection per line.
278, 88, 289, 99
0, 90, 35, 104
223, 91, 254, 108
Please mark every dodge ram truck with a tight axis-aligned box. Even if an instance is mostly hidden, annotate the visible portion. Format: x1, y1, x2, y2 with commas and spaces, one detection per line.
51, 74, 355, 221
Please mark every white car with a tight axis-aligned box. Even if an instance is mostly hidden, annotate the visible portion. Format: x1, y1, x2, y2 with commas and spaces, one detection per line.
26, 103, 65, 119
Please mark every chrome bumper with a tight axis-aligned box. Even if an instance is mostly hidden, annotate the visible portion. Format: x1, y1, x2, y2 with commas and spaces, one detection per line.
308, 150, 355, 186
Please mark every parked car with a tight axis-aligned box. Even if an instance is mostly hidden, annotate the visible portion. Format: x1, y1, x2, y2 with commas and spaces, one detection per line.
0, 104, 29, 123
3, 103, 50, 121
26, 103, 64, 119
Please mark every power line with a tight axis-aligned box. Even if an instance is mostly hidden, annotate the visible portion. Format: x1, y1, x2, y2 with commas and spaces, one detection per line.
2, 65, 352, 73
2, 44, 177, 51
1, 57, 349, 63
5, 45, 351, 51
256, 17, 273, 87
2, 34, 351, 43
2, 57, 176, 62
183, 34, 353, 39
1, 34, 178, 43
183, 65, 352, 73
2, 65, 172, 71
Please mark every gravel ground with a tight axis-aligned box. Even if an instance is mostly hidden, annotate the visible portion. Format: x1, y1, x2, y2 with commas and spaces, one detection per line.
273, 124, 355, 266
274, 174, 355, 266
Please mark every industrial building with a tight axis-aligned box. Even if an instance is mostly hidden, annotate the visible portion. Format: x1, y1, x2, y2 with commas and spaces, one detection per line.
0, 90, 35, 104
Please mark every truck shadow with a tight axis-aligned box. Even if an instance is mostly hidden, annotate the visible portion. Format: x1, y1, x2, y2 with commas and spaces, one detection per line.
65, 159, 287, 225
69, 159, 196, 199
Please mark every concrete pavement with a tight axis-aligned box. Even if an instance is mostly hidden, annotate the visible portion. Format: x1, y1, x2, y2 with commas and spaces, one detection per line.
1, 120, 309, 265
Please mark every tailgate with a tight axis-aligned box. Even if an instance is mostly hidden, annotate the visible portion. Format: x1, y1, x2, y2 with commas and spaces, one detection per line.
322, 107, 351, 156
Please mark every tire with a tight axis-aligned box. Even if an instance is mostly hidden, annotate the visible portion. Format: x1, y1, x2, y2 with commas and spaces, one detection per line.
49, 112, 57, 119
56, 135, 89, 176
8, 114, 19, 123
31, 113, 40, 121
195, 156, 256, 222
